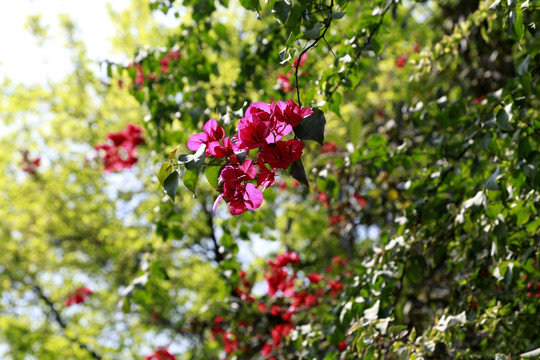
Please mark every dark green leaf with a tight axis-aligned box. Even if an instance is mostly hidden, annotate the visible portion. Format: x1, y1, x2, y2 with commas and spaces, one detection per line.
273, 0, 291, 24
328, 12, 346, 19
517, 55, 530, 76
238, 0, 260, 11
163, 171, 179, 202
294, 108, 326, 145
304, 24, 322, 38
288, 159, 309, 188
496, 105, 514, 131
485, 167, 501, 190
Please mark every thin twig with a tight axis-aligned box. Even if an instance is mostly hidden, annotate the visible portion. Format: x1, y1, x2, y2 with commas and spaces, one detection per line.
295, 0, 335, 107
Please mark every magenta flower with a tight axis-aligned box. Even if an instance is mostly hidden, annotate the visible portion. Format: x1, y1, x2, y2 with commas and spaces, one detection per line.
259, 139, 305, 170
276, 100, 314, 127
208, 136, 236, 159
257, 160, 275, 190
216, 160, 264, 215
187, 119, 225, 156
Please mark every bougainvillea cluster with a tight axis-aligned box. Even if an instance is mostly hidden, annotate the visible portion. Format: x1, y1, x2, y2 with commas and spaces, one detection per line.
132, 49, 181, 87
210, 252, 348, 358
21, 150, 41, 175
186, 100, 314, 215
95, 123, 144, 172
64, 286, 92, 307
144, 348, 176, 360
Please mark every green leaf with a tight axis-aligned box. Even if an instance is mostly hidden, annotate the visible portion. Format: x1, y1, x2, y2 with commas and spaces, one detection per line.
349, 119, 361, 147
238, 0, 260, 12
304, 24, 322, 38
485, 167, 501, 190
328, 12, 346, 19
288, 159, 309, 188
205, 165, 221, 189
495, 105, 514, 131
273, 0, 291, 24
367, 134, 387, 148
163, 171, 179, 202
517, 55, 530, 76
179, 144, 206, 173
477, 131, 492, 150
513, 9, 524, 41
294, 108, 326, 145
169, 145, 181, 161
158, 162, 174, 186
183, 169, 198, 197
371, 37, 383, 56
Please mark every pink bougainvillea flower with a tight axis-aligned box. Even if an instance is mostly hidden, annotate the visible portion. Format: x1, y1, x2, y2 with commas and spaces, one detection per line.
65, 286, 92, 307
276, 100, 313, 127
257, 160, 275, 190
187, 118, 225, 155
220, 160, 257, 192
237, 105, 273, 149
144, 347, 176, 360
217, 160, 264, 215
208, 136, 236, 159
259, 139, 305, 170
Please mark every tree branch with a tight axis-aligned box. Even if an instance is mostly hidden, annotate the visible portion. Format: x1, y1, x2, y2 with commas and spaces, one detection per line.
326, 2, 397, 100
33, 285, 102, 359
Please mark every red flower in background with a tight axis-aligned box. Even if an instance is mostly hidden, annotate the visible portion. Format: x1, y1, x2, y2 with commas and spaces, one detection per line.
95, 123, 144, 172
21, 150, 41, 175
307, 273, 323, 284
277, 74, 292, 93
293, 53, 308, 68
320, 141, 338, 154
223, 332, 239, 354
135, 64, 145, 86
145, 348, 176, 360
396, 55, 407, 68
65, 286, 92, 307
